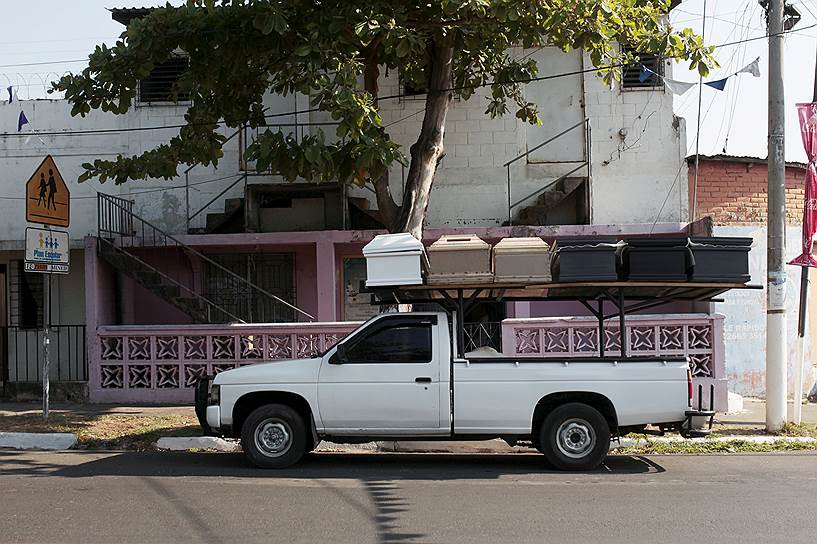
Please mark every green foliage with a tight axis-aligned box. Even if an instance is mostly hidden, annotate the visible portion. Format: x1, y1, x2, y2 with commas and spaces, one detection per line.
54, 0, 714, 185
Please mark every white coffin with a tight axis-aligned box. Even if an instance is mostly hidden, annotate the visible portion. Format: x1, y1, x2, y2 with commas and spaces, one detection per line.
362, 233, 425, 287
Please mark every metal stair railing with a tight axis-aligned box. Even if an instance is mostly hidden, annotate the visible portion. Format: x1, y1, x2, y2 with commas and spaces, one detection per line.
183, 127, 244, 233
185, 173, 248, 233
97, 193, 315, 323
504, 118, 591, 225
97, 237, 242, 323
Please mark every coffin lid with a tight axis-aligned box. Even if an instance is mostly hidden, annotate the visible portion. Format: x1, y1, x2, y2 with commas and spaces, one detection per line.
428, 234, 490, 252
363, 233, 425, 256
494, 237, 550, 253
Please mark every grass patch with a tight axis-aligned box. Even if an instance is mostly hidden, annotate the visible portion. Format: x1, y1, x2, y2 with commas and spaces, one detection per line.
615, 439, 817, 455
775, 422, 817, 438
0, 413, 201, 451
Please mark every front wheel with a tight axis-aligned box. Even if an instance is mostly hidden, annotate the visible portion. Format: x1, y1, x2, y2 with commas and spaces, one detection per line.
538, 403, 610, 471
241, 404, 307, 469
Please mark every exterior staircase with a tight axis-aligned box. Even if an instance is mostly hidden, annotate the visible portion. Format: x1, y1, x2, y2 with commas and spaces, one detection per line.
96, 193, 313, 324
513, 176, 588, 225
97, 239, 215, 323
505, 118, 592, 226
188, 197, 245, 234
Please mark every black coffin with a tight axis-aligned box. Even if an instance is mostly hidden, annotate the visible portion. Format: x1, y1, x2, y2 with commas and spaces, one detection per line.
551, 239, 621, 282
687, 237, 752, 283
622, 237, 692, 281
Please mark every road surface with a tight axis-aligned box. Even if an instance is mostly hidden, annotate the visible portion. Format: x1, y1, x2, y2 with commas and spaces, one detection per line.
0, 450, 814, 543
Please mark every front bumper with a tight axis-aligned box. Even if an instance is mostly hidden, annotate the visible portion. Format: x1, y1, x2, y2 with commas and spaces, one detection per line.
206, 405, 221, 430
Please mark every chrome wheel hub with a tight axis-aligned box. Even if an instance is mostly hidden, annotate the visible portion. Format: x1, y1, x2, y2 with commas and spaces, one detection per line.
556, 418, 596, 459
254, 419, 292, 458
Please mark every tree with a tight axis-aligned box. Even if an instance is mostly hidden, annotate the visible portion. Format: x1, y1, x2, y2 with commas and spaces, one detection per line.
55, 0, 713, 238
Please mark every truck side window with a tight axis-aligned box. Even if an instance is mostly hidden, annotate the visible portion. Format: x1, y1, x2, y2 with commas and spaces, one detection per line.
345, 324, 432, 363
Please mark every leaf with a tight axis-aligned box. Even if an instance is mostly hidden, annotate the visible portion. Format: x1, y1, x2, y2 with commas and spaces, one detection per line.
396, 39, 411, 58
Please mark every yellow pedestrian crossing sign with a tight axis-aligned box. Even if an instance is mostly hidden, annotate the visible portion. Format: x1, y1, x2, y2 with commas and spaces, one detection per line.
26, 155, 70, 228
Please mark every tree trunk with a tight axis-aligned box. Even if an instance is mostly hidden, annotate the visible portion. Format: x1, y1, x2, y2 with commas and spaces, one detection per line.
393, 43, 454, 239
362, 41, 400, 228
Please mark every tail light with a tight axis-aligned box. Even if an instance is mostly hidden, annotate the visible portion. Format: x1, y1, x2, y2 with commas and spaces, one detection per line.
687, 369, 693, 407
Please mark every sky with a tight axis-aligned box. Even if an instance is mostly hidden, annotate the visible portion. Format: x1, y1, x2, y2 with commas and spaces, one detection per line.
0, 0, 815, 162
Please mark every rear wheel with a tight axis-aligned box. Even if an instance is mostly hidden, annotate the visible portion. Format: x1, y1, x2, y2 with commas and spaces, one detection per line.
241, 404, 307, 469
538, 403, 610, 471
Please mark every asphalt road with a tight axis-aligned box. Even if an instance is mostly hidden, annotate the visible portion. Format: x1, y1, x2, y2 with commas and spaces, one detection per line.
0, 451, 815, 544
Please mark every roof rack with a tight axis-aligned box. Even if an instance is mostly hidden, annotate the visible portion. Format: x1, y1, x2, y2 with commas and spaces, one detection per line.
366, 280, 761, 358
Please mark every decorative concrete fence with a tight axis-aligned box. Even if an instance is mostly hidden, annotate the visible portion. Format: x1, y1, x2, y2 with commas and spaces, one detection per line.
90, 313, 725, 408
90, 322, 359, 403
501, 314, 726, 411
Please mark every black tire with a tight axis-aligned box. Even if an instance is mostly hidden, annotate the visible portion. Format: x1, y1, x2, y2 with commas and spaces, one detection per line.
241, 404, 307, 469
538, 402, 610, 471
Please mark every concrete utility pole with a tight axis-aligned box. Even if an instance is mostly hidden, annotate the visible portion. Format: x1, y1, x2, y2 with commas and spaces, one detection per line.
766, 0, 788, 432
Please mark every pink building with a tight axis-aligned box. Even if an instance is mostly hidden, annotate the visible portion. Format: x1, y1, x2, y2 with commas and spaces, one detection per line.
85, 199, 726, 407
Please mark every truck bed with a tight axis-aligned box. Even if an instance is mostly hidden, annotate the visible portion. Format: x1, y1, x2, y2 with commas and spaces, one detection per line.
453, 356, 689, 432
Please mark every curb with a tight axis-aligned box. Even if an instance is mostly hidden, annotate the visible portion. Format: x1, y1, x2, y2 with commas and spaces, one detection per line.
0, 432, 77, 450
146, 434, 817, 454
155, 436, 241, 452
611, 435, 817, 449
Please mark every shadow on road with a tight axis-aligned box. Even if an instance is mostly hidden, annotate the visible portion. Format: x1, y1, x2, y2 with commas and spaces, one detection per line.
0, 450, 665, 479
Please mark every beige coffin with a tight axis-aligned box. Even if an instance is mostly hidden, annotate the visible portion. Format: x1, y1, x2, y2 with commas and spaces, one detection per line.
492, 237, 552, 283
427, 234, 493, 284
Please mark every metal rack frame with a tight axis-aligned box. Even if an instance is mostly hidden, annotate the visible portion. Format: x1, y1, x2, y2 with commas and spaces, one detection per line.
367, 281, 762, 359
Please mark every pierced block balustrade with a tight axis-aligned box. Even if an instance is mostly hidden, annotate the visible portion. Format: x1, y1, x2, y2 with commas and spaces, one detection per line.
91, 323, 359, 403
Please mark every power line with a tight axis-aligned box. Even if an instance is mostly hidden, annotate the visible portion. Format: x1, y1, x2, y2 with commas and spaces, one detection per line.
0, 172, 243, 201
1, 21, 815, 140
0, 59, 87, 68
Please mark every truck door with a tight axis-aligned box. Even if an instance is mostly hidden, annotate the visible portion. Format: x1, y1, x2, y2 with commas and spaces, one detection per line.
318, 315, 445, 434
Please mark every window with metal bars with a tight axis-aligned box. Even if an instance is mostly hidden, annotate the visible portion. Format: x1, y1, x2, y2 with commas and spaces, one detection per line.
137, 56, 190, 104
203, 253, 296, 323
9, 260, 43, 329
621, 48, 662, 90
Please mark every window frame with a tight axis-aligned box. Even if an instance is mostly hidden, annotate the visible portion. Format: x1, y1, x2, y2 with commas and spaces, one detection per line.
621, 47, 664, 91
333, 315, 437, 364
10, 260, 43, 329
136, 55, 192, 107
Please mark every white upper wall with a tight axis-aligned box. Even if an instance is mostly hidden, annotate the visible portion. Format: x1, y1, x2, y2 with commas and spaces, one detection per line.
0, 99, 246, 241
0, 46, 688, 241
349, 46, 688, 228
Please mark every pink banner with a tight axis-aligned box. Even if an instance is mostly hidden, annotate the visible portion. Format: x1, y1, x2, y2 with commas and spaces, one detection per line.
789, 103, 817, 267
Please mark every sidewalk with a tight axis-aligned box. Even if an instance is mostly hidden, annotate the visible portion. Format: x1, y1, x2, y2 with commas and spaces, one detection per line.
0, 402, 194, 418
714, 398, 817, 433
1, 399, 816, 453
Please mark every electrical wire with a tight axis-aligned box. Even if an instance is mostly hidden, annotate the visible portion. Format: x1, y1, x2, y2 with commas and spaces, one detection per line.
1, 21, 815, 139
0, 172, 243, 201
651, 82, 723, 233
717, 0, 760, 152
691, 0, 710, 223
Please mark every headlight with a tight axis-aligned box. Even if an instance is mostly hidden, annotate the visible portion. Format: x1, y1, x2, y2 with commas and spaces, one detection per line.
209, 384, 220, 406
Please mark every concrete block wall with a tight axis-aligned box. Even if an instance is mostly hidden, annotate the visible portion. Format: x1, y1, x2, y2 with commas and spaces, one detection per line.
1, 47, 689, 239
0, 99, 244, 239
583, 56, 689, 225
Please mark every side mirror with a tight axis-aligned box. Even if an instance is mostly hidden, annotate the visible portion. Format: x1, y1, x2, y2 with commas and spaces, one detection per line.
330, 343, 348, 364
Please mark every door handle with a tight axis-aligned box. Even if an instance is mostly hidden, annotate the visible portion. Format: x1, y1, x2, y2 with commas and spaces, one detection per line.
415, 377, 432, 383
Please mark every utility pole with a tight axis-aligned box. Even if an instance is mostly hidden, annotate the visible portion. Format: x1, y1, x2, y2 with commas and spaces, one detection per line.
766, 0, 788, 432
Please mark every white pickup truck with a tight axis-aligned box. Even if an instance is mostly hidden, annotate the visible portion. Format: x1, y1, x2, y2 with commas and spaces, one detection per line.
197, 311, 698, 470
